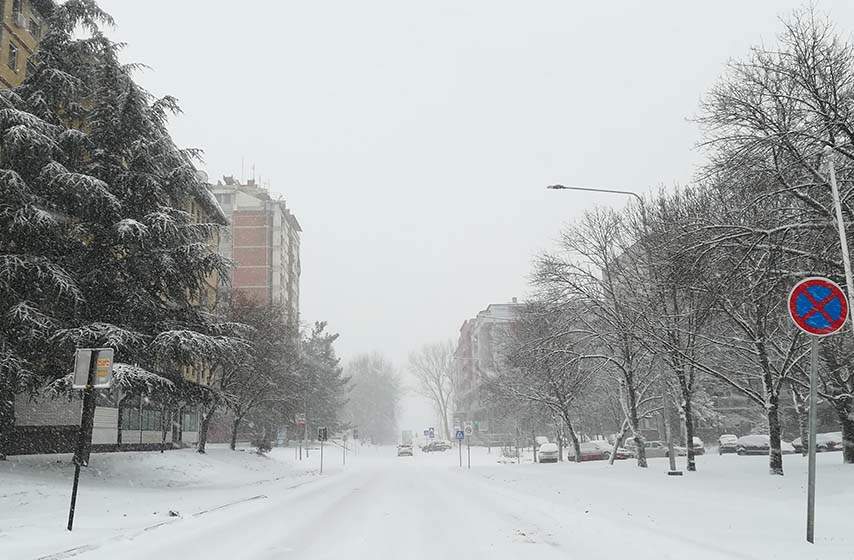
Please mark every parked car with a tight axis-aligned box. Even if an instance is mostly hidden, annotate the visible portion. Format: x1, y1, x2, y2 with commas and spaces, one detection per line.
397, 443, 413, 456
718, 434, 739, 454
691, 437, 705, 455
567, 441, 610, 462
625, 439, 685, 458
597, 439, 634, 459
537, 442, 560, 463
423, 440, 452, 452
735, 435, 797, 456
535, 436, 550, 448
792, 432, 844, 453
567, 440, 631, 462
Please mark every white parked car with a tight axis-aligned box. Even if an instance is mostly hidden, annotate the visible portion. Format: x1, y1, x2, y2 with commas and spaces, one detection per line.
397, 443, 413, 457
537, 443, 559, 463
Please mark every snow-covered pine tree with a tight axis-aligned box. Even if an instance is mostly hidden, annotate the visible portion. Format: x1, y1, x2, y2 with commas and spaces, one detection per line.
0, 0, 246, 458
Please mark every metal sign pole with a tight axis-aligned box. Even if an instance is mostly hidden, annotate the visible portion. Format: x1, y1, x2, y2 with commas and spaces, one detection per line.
320, 439, 324, 475
825, 150, 854, 340
459, 438, 462, 468
67, 350, 99, 531
807, 336, 819, 544
467, 440, 471, 469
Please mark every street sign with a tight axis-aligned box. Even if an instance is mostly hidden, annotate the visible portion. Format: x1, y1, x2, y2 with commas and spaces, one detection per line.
423, 429, 429, 437
317, 427, 328, 441
464, 425, 473, 436
788, 277, 848, 336
72, 348, 114, 389
428, 427, 435, 439
455, 430, 464, 441
788, 276, 849, 544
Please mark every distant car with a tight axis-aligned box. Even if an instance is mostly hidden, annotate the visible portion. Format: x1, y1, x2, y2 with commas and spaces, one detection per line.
735, 435, 796, 456
736, 435, 768, 455
535, 436, 550, 448
625, 439, 684, 458
423, 440, 452, 452
691, 437, 705, 455
537, 443, 559, 463
567, 440, 630, 462
792, 432, 843, 453
397, 443, 413, 456
718, 434, 739, 455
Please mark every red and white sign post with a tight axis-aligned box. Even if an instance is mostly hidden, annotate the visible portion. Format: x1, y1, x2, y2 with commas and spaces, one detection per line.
787, 277, 848, 544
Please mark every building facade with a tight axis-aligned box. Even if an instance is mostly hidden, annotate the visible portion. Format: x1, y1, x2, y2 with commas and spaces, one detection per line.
452, 299, 524, 442
211, 176, 301, 325
0, 0, 47, 88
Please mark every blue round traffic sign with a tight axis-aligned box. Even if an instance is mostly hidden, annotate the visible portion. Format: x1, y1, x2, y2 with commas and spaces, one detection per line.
788, 277, 848, 336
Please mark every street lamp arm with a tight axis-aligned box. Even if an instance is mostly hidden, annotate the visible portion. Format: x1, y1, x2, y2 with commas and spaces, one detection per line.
546, 184, 643, 203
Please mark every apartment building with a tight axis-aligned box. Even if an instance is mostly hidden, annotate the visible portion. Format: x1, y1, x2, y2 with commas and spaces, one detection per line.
452, 299, 524, 440
0, 0, 48, 88
211, 176, 302, 326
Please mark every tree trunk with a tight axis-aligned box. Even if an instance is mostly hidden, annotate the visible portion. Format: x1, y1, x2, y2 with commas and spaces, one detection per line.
767, 393, 784, 475
790, 385, 809, 457
0, 386, 14, 460
171, 404, 182, 445
563, 413, 582, 463
683, 395, 696, 472
230, 414, 242, 451
833, 397, 854, 464
197, 406, 215, 454
609, 418, 630, 466
116, 396, 124, 446
625, 382, 648, 468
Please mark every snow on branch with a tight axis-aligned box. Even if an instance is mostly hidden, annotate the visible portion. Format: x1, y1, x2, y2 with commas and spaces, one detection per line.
52, 323, 147, 352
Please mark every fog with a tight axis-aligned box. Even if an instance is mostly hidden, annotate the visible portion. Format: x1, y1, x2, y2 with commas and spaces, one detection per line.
96, 0, 854, 429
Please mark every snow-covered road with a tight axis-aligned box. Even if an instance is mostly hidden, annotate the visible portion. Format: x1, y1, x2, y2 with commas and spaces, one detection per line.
4, 444, 851, 560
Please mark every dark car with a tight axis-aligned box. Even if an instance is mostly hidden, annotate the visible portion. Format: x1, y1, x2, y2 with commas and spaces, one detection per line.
568, 441, 631, 462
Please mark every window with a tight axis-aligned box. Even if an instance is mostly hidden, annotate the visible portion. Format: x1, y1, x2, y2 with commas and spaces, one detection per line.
29, 19, 40, 39
121, 405, 162, 431
12, 0, 21, 17
182, 410, 199, 432
7, 42, 17, 71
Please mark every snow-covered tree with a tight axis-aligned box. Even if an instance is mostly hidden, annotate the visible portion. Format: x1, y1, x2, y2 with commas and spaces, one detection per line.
0, 0, 241, 458
407, 341, 455, 440
345, 353, 401, 445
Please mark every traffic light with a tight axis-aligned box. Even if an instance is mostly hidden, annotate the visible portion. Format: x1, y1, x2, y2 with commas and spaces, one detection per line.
317, 427, 328, 441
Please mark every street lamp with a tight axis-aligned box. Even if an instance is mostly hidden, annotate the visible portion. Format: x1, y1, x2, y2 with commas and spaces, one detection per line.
546, 184, 643, 203
547, 183, 683, 475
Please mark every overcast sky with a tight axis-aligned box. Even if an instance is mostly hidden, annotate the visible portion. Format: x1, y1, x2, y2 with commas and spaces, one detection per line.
98, 0, 854, 430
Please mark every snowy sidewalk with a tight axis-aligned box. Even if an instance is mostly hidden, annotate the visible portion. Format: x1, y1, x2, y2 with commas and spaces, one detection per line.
0, 444, 332, 559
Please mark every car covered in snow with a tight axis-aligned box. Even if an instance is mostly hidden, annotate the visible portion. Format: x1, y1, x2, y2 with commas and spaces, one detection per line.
397, 443, 413, 456
718, 434, 739, 454
735, 435, 796, 455
423, 440, 452, 452
537, 442, 560, 463
792, 432, 843, 453
691, 437, 705, 455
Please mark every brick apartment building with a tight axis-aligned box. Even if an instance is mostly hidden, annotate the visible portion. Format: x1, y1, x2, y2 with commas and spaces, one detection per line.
211, 176, 301, 326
